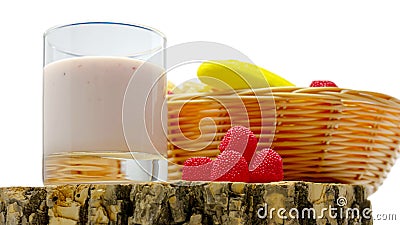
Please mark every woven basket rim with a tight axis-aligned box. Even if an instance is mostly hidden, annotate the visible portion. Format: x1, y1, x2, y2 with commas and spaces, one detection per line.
168, 87, 400, 110
168, 86, 400, 100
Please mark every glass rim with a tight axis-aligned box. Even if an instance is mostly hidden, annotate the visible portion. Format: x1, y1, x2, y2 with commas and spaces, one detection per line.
43, 21, 166, 58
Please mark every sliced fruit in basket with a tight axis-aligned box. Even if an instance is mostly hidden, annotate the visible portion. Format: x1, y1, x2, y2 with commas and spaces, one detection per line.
167, 80, 176, 94
197, 59, 295, 90
171, 79, 214, 94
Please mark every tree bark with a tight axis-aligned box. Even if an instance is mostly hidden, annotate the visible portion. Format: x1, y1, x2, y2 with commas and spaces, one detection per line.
0, 181, 372, 225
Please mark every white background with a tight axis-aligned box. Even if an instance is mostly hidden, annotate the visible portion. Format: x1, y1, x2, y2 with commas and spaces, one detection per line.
1, 0, 399, 223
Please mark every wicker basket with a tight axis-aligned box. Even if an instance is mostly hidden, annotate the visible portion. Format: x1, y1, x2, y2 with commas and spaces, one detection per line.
167, 87, 400, 194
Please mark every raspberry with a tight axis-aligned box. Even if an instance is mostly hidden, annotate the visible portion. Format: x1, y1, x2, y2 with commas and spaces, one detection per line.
219, 126, 257, 163
211, 150, 249, 182
249, 148, 283, 183
310, 80, 337, 87
184, 157, 212, 167
182, 157, 213, 181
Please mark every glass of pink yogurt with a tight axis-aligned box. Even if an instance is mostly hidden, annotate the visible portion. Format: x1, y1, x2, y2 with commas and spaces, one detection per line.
43, 22, 167, 184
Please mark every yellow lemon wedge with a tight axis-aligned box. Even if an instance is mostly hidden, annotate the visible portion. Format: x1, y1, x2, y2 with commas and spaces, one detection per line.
197, 60, 295, 90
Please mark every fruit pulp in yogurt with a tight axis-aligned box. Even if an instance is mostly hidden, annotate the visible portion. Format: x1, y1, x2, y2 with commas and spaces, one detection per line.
43, 56, 167, 184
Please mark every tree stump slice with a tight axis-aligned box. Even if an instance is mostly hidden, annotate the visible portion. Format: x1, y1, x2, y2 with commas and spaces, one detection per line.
0, 181, 372, 225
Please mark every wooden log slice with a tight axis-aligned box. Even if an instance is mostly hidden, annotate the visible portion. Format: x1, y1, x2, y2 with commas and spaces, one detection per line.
0, 181, 372, 225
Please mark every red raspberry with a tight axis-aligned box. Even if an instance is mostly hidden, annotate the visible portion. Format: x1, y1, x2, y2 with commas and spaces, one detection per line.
310, 80, 337, 87
249, 148, 283, 183
182, 157, 213, 181
211, 150, 249, 182
184, 157, 212, 167
219, 126, 257, 163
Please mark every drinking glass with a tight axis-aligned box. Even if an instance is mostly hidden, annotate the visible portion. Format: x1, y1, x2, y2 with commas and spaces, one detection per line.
43, 22, 167, 184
